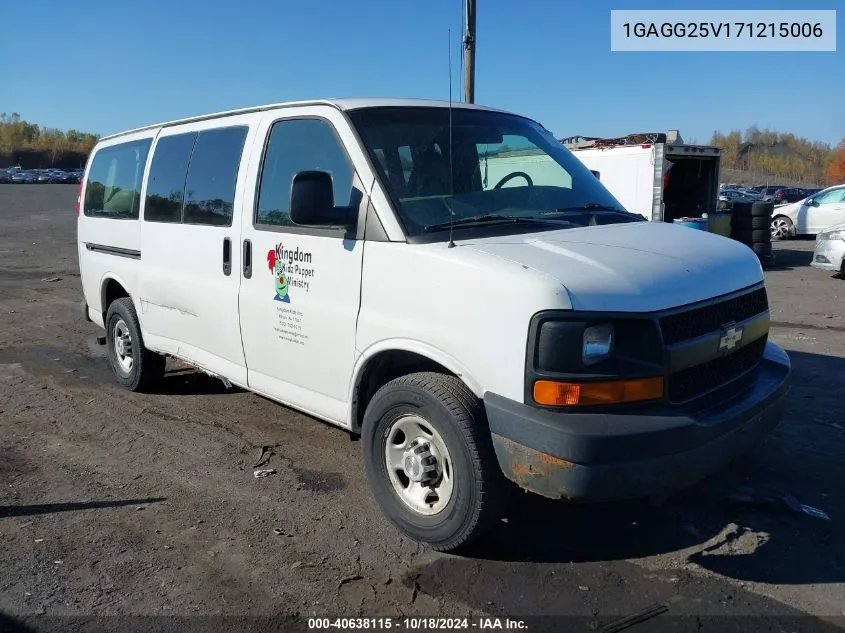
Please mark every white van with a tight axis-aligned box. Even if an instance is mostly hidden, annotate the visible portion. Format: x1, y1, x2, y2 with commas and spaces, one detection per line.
77, 99, 791, 552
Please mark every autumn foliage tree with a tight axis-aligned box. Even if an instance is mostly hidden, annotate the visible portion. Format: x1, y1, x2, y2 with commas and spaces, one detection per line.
827, 139, 845, 185
709, 126, 834, 186
0, 112, 98, 169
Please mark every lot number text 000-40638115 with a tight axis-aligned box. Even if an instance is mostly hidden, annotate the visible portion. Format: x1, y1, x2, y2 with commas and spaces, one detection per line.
610, 10, 836, 51
306, 617, 528, 630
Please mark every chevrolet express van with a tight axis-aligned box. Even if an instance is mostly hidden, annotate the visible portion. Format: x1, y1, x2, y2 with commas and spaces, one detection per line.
77, 99, 791, 552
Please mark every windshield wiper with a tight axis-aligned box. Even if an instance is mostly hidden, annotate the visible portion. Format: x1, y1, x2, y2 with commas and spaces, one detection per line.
424, 214, 577, 232
543, 203, 623, 214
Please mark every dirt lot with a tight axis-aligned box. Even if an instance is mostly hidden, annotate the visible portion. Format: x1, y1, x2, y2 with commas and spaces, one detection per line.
1, 185, 844, 632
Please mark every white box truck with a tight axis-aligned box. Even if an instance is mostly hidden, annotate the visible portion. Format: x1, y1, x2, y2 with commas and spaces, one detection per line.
561, 131, 722, 223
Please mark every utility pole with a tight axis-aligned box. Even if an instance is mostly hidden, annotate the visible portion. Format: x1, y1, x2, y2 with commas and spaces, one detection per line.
463, 0, 476, 103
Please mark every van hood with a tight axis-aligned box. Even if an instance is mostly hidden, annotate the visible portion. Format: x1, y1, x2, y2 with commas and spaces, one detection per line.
459, 222, 764, 312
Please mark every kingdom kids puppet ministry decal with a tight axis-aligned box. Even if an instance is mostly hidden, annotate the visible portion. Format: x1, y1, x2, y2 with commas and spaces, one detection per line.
267, 243, 314, 346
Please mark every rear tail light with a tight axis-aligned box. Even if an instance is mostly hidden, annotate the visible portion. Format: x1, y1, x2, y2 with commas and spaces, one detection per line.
76, 180, 83, 215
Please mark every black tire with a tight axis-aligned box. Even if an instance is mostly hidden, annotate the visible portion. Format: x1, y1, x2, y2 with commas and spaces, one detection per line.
361, 372, 509, 552
731, 215, 770, 230
730, 202, 753, 216
105, 297, 166, 392
752, 242, 773, 255
731, 228, 770, 243
750, 202, 774, 217
731, 201, 774, 218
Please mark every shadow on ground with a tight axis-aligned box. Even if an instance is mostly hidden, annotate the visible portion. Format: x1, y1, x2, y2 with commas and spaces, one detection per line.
770, 245, 813, 271
0, 497, 167, 519
0, 613, 35, 633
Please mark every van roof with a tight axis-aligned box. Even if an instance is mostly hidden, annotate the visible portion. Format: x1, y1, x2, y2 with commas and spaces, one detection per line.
98, 98, 514, 142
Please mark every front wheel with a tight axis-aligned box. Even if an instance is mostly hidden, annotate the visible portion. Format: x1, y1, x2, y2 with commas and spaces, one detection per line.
770, 216, 794, 241
361, 372, 509, 552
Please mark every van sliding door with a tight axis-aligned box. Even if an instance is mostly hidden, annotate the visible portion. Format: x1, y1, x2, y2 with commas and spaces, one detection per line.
138, 116, 258, 386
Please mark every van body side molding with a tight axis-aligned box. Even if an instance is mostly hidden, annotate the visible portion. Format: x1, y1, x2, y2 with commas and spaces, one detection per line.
84, 243, 141, 260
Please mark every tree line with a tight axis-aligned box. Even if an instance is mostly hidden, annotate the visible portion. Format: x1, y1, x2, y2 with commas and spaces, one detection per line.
3, 112, 844, 186
0, 112, 98, 169
709, 126, 843, 186
828, 139, 845, 184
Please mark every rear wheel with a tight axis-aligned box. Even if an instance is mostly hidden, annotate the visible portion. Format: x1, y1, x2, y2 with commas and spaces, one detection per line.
770, 216, 794, 241
105, 298, 166, 392
361, 372, 509, 552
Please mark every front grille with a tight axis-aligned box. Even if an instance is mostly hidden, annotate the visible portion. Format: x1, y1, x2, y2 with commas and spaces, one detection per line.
667, 336, 767, 403
659, 288, 768, 345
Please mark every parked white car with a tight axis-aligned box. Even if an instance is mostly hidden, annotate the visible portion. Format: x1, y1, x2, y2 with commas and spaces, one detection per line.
770, 184, 845, 240
811, 222, 845, 276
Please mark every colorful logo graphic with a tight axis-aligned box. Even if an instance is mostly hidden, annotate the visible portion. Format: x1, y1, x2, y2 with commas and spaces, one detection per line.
267, 244, 290, 302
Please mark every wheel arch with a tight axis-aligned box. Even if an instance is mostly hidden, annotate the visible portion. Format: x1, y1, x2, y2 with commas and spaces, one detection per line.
99, 274, 136, 323
348, 341, 483, 433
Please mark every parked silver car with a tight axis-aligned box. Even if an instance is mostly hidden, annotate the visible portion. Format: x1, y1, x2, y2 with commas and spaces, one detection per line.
811, 222, 845, 276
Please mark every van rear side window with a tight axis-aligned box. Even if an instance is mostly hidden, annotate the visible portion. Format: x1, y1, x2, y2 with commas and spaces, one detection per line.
145, 132, 197, 223
183, 127, 248, 226
145, 126, 248, 226
83, 139, 151, 218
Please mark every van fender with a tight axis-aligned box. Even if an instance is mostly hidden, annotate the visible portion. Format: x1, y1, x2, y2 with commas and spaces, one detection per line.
348, 338, 484, 427
98, 272, 142, 326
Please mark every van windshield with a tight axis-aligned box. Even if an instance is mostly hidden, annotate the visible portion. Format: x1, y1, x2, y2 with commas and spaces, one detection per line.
347, 107, 643, 239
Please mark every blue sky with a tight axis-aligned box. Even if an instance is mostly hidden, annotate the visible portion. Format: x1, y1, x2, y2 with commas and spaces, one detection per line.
1, 0, 841, 145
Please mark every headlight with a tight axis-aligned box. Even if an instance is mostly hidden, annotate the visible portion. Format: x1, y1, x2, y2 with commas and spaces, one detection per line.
819, 230, 845, 241
583, 324, 614, 366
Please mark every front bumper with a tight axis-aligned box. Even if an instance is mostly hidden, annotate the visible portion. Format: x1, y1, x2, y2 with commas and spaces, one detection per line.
811, 239, 845, 273
485, 341, 791, 501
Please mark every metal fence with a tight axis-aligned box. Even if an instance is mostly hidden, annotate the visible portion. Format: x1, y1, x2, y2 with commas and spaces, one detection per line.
720, 168, 824, 188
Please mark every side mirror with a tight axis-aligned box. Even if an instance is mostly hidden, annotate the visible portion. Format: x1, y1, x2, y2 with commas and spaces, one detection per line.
805, 198, 816, 206
289, 171, 356, 228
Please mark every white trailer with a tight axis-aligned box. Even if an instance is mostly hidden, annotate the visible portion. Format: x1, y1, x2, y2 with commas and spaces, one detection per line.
562, 132, 722, 223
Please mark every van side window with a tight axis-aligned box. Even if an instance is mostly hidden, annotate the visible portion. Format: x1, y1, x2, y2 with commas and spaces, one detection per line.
183, 127, 248, 227
83, 139, 151, 219
145, 132, 197, 223
256, 118, 354, 227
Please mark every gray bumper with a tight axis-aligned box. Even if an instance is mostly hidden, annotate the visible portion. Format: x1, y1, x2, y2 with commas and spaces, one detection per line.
485, 341, 791, 501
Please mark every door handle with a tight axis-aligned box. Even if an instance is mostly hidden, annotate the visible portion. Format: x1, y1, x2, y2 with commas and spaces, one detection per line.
222, 237, 232, 276
243, 239, 252, 279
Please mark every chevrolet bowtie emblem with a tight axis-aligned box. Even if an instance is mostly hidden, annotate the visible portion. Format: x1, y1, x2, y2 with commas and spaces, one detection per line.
719, 323, 743, 352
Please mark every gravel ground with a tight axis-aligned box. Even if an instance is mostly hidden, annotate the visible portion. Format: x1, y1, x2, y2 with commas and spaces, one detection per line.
1, 185, 844, 633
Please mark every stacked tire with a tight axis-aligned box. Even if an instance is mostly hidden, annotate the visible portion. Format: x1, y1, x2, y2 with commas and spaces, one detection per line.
730, 201, 776, 268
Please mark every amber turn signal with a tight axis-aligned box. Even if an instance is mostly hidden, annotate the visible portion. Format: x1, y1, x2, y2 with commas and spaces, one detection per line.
533, 377, 664, 406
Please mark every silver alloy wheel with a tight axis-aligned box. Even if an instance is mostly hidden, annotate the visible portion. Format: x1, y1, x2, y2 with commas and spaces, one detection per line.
113, 318, 133, 374
771, 217, 792, 239
384, 414, 454, 516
